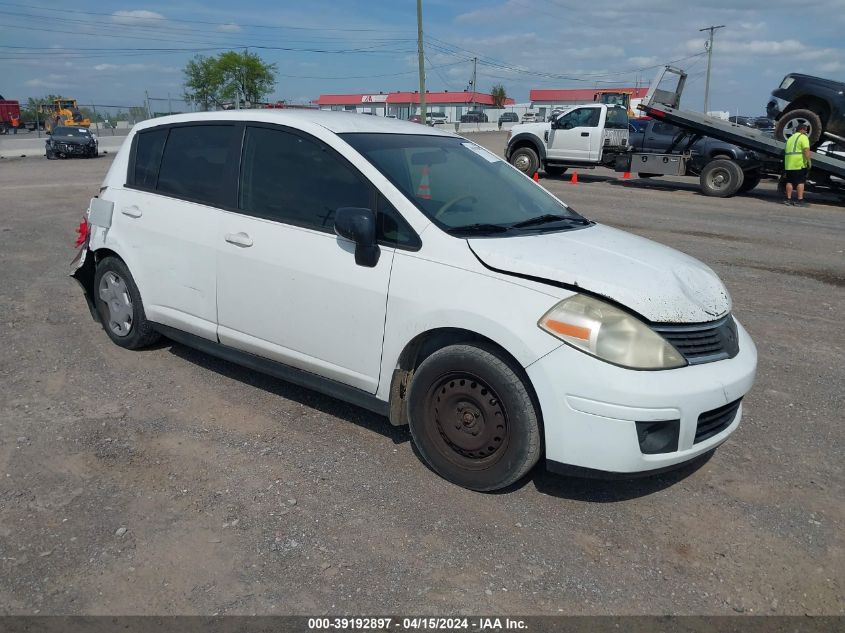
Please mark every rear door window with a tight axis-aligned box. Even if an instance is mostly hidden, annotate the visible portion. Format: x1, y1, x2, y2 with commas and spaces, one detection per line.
155, 125, 239, 207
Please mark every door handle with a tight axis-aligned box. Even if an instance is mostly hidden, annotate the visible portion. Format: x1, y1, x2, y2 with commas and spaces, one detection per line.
224, 232, 253, 248
580, 132, 590, 137
121, 205, 142, 218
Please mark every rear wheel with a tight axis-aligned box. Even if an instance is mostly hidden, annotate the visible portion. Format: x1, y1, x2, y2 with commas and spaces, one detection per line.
94, 257, 160, 349
699, 158, 744, 197
408, 344, 541, 491
509, 146, 540, 176
775, 109, 823, 146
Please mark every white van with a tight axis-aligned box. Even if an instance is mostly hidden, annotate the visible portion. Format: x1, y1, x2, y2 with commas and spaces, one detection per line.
72, 110, 756, 491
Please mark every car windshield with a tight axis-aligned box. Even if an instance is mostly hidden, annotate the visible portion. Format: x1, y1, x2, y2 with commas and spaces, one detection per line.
341, 133, 588, 236
54, 127, 89, 137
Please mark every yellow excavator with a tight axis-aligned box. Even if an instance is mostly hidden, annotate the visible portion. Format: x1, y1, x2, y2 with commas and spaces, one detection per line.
39, 98, 91, 131
593, 90, 638, 118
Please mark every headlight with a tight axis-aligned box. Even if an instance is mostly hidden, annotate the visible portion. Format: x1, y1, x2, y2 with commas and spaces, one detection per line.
538, 294, 686, 369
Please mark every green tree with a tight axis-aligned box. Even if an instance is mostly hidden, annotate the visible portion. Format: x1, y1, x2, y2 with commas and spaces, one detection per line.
183, 50, 277, 110
490, 84, 508, 108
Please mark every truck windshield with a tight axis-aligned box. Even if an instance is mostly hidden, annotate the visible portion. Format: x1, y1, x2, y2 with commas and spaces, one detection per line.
605, 107, 629, 129
340, 133, 588, 236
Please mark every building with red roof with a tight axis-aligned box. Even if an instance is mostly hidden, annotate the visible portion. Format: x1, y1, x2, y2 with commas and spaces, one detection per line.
316, 90, 515, 122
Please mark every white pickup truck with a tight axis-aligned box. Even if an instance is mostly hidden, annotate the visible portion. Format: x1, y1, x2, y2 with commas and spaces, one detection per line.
505, 103, 629, 177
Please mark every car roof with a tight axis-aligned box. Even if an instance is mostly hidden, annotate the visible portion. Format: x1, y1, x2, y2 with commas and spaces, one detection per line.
133, 109, 456, 137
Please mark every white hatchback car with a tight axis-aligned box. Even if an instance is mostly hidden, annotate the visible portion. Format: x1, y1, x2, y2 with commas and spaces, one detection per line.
72, 110, 757, 491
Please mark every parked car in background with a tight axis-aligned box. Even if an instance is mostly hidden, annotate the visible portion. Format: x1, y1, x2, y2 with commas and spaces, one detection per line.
45, 126, 98, 159
521, 112, 539, 123
72, 110, 755, 491
409, 114, 423, 124
460, 111, 488, 123
498, 112, 519, 124
427, 111, 448, 126
767, 73, 845, 146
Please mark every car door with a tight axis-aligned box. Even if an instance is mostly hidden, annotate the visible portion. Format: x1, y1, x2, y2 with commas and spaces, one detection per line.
644, 121, 680, 152
119, 123, 240, 341
547, 107, 601, 161
216, 124, 397, 394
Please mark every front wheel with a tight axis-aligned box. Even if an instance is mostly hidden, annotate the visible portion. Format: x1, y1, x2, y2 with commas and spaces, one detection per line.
408, 344, 542, 491
699, 158, 745, 197
509, 146, 540, 176
94, 257, 161, 349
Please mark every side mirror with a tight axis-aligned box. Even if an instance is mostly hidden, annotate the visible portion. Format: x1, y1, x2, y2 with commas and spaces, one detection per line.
334, 207, 380, 268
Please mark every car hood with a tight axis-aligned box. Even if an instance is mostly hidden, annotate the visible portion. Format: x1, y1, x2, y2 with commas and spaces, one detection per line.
468, 224, 731, 323
510, 122, 549, 136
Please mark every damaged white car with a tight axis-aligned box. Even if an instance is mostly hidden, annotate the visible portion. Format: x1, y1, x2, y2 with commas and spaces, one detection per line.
71, 111, 757, 491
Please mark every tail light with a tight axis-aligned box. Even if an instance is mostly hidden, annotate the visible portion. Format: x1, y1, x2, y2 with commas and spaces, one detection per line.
74, 215, 90, 248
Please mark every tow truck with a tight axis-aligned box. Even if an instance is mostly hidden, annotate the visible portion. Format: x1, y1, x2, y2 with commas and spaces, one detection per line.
615, 66, 845, 198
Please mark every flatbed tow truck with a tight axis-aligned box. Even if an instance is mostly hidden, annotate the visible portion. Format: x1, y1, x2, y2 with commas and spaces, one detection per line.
615, 66, 845, 199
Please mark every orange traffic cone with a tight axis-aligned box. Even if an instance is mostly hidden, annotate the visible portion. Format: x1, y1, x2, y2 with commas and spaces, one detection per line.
570, 170, 578, 184
622, 171, 631, 179
532, 171, 540, 182
417, 165, 432, 199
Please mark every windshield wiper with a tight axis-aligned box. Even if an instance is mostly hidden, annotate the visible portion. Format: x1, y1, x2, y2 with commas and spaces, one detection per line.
510, 214, 591, 229
445, 223, 511, 236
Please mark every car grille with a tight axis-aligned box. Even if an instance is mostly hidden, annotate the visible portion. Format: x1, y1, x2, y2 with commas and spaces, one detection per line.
695, 398, 742, 444
652, 315, 739, 365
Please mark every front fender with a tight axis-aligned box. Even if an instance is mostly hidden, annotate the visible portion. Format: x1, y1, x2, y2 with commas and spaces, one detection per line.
506, 133, 547, 161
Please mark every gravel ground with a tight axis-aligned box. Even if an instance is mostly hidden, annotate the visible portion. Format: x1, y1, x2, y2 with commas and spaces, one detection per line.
0, 139, 843, 616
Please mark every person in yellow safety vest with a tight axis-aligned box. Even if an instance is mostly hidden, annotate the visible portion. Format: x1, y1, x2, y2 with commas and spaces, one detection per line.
783, 122, 811, 207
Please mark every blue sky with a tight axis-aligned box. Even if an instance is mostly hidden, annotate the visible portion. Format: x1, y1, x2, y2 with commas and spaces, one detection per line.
2, 0, 843, 116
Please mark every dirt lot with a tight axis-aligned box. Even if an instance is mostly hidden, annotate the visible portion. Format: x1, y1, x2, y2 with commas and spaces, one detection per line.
0, 138, 843, 616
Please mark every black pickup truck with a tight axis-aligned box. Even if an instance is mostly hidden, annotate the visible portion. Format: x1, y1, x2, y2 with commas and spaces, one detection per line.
626, 118, 764, 195
767, 73, 845, 147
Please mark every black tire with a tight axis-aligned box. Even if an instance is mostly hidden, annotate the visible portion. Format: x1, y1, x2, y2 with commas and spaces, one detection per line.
509, 146, 540, 176
407, 344, 541, 491
543, 165, 567, 177
738, 171, 762, 193
638, 173, 661, 179
93, 256, 160, 350
775, 108, 823, 146
699, 158, 745, 197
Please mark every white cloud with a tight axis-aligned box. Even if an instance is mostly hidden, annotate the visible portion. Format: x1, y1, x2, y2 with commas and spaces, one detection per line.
216, 23, 242, 33
111, 10, 165, 26
628, 56, 659, 67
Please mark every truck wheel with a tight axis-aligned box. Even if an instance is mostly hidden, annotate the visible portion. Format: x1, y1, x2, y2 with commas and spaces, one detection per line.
738, 171, 762, 193
700, 159, 744, 197
544, 165, 567, 177
407, 344, 541, 491
510, 146, 540, 176
775, 109, 823, 146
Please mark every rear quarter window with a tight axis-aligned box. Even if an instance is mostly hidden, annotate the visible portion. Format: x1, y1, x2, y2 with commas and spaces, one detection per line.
131, 128, 167, 189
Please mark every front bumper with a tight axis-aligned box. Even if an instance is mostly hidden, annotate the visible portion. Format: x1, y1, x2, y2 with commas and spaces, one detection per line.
527, 318, 757, 475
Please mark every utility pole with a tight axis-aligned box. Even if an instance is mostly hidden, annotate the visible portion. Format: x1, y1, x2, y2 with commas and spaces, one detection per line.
700, 24, 725, 115
471, 57, 477, 107
416, 0, 426, 124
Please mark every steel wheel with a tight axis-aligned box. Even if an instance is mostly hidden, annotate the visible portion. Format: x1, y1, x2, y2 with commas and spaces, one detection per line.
706, 166, 732, 192
781, 116, 811, 138
98, 271, 133, 337
512, 153, 532, 173
423, 372, 509, 467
